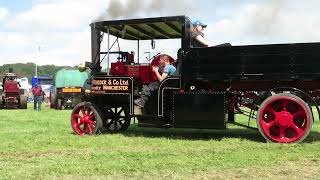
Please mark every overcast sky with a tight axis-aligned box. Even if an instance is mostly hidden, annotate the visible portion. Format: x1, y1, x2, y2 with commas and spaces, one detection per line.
1, 0, 320, 66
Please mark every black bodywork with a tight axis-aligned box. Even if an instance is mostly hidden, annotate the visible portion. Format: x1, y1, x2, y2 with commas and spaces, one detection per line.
87, 15, 320, 130
183, 43, 320, 90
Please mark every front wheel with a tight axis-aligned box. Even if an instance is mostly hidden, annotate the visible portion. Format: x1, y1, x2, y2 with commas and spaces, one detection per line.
71, 102, 103, 136
257, 93, 313, 143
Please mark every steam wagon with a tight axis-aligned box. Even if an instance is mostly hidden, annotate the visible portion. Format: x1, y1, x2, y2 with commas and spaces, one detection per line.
50, 68, 89, 109
0, 70, 27, 109
71, 15, 320, 143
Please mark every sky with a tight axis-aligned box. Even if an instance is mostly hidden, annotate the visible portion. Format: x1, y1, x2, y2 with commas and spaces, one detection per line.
1, 0, 320, 67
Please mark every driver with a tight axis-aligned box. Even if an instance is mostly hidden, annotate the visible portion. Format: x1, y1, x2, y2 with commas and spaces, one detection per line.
152, 55, 176, 81
134, 54, 176, 107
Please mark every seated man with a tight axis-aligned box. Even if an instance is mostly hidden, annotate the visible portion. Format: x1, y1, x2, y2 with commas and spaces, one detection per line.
134, 54, 176, 107
191, 20, 210, 47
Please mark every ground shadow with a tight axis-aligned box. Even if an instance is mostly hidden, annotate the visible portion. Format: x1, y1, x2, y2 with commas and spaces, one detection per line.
102, 124, 320, 143
115, 125, 266, 142
304, 131, 320, 143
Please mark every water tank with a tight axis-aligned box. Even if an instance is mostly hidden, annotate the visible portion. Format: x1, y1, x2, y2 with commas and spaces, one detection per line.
54, 68, 89, 88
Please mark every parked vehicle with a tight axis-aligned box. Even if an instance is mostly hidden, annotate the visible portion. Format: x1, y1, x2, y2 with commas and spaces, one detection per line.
71, 15, 320, 143
50, 68, 89, 109
0, 70, 27, 109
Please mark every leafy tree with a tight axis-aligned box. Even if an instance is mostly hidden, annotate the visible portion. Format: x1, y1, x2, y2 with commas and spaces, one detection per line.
0, 62, 72, 82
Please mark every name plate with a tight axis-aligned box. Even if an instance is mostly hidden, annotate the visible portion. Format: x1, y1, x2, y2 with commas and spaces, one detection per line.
62, 87, 82, 93
91, 77, 132, 94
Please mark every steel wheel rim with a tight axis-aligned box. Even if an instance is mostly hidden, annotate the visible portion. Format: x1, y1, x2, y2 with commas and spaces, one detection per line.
105, 107, 127, 131
258, 96, 311, 143
71, 105, 97, 135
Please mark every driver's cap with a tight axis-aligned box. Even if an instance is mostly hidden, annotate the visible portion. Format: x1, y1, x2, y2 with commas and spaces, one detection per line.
192, 20, 207, 28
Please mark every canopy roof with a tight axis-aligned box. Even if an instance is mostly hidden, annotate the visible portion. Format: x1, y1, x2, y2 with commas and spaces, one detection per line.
91, 16, 189, 40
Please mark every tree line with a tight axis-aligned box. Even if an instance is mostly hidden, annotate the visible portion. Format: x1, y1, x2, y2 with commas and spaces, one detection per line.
0, 63, 73, 82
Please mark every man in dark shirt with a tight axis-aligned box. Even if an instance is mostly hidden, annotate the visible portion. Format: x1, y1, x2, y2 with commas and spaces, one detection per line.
32, 83, 43, 110
191, 20, 210, 47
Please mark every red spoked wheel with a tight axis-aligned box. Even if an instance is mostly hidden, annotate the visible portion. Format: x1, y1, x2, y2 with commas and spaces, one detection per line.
257, 93, 313, 143
71, 102, 103, 136
104, 106, 131, 132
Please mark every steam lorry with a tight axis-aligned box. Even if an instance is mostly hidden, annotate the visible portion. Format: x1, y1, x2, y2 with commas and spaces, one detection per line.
70, 15, 320, 143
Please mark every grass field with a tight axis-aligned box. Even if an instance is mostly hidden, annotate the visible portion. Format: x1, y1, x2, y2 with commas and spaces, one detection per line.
1, 104, 320, 179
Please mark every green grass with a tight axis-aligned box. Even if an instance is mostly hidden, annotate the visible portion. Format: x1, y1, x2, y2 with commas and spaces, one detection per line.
1, 104, 320, 179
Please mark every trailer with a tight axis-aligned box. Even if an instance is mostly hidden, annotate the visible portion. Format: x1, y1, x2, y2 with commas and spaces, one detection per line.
70, 15, 320, 143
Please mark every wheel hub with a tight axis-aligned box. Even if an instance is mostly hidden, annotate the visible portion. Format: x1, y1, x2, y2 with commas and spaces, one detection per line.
83, 115, 91, 123
276, 111, 293, 127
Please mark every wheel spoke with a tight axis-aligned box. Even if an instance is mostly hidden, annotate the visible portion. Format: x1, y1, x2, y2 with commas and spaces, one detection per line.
105, 118, 111, 124
76, 122, 84, 128
117, 108, 124, 116
291, 124, 304, 136
292, 110, 305, 119
265, 107, 276, 116
82, 124, 87, 133
74, 114, 82, 119
89, 113, 95, 119
108, 108, 115, 115
73, 115, 83, 124
282, 99, 289, 111
262, 120, 276, 129
80, 108, 85, 116
118, 120, 124, 126
85, 107, 91, 115
279, 127, 286, 138
106, 119, 115, 127
87, 124, 93, 134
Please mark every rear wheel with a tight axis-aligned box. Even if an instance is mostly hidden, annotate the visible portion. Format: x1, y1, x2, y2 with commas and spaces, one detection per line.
19, 95, 27, 109
71, 102, 103, 136
0, 95, 3, 109
257, 93, 313, 143
103, 106, 131, 132
57, 98, 63, 110
50, 87, 57, 108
